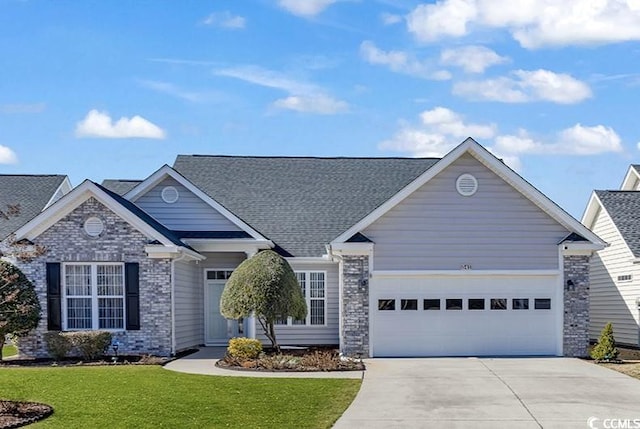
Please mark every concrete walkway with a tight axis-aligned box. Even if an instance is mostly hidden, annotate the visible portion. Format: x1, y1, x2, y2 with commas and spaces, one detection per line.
163, 347, 363, 379
334, 357, 640, 429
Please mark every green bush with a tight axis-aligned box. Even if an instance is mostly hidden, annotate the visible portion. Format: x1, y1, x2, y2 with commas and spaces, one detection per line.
44, 331, 72, 360
63, 331, 112, 360
591, 322, 619, 362
227, 337, 262, 360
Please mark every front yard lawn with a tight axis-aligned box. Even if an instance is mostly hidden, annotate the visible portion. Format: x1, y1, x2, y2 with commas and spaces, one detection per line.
0, 366, 361, 428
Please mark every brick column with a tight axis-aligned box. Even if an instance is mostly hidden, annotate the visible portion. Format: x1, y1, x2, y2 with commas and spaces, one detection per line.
563, 254, 590, 357
341, 255, 370, 357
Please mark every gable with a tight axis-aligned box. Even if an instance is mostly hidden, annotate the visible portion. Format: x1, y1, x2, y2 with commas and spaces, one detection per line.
134, 177, 242, 232
592, 191, 640, 257
362, 153, 571, 270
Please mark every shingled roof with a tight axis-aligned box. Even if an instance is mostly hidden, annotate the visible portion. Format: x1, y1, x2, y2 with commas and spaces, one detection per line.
172, 156, 439, 256
0, 175, 67, 240
101, 179, 142, 196
595, 190, 640, 257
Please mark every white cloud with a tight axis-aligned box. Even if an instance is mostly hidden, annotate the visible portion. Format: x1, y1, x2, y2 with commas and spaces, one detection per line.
202, 11, 246, 29
492, 125, 623, 155
75, 110, 166, 139
557, 124, 623, 155
379, 106, 496, 157
407, 0, 640, 48
420, 107, 496, 138
0, 103, 46, 114
278, 0, 337, 17
379, 107, 623, 170
216, 65, 349, 115
139, 80, 224, 103
216, 66, 318, 95
0, 145, 17, 164
439, 45, 507, 73
359, 41, 452, 80
272, 94, 349, 114
453, 69, 592, 104
381, 12, 402, 25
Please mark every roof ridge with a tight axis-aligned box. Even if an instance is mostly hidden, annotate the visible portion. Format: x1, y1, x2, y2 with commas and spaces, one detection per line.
0, 174, 66, 177
178, 154, 440, 160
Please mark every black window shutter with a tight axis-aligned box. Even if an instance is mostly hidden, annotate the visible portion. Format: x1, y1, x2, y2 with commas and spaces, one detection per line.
125, 262, 140, 330
46, 263, 62, 331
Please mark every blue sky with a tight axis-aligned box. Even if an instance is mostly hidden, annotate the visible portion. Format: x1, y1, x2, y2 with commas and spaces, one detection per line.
1, 0, 639, 218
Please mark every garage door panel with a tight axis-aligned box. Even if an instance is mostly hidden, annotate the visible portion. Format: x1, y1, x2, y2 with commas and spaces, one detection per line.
370, 274, 560, 357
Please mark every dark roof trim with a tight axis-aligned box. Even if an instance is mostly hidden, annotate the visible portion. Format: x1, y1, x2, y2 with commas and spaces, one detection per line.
173, 231, 252, 239
346, 232, 373, 243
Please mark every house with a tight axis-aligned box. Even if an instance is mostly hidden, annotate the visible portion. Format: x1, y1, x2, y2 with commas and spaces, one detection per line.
0, 174, 72, 241
7, 138, 605, 358
582, 165, 640, 347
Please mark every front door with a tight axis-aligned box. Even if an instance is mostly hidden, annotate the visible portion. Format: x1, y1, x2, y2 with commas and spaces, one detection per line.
205, 280, 229, 345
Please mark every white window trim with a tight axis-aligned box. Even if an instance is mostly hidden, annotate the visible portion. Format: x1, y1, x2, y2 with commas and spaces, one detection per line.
62, 262, 126, 332
277, 270, 327, 327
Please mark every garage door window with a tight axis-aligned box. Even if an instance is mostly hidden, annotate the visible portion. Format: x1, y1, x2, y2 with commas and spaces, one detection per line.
401, 299, 418, 310
378, 299, 395, 310
468, 299, 485, 310
424, 299, 440, 310
446, 299, 463, 310
490, 298, 507, 310
512, 298, 529, 310
534, 298, 551, 310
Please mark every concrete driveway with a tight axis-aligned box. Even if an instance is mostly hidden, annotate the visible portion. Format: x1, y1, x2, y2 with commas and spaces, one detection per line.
334, 358, 640, 428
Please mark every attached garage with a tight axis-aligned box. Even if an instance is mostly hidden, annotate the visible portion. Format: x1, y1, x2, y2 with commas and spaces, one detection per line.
369, 273, 562, 357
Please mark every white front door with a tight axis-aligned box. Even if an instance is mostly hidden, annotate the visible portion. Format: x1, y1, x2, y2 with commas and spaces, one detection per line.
205, 280, 229, 345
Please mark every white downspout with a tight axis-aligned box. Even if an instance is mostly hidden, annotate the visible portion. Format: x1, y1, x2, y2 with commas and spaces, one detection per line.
327, 245, 344, 354
245, 250, 258, 339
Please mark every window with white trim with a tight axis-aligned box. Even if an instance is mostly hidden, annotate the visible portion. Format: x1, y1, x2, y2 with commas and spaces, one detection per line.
275, 271, 326, 326
64, 263, 125, 330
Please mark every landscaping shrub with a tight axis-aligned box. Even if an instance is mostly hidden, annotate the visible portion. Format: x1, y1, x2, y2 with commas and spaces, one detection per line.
591, 322, 619, 362
44, 331, 72, 361
63, 331, 112, 360
227, 337, 262, 360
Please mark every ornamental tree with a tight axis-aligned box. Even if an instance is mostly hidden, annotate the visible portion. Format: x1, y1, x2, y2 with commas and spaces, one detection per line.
220, 250, 306, 351
0, 260, 41, 360
590, 322, 619, 362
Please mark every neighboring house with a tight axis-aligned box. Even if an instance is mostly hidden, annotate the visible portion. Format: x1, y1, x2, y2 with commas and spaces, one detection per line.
582, 165, 640, 347
0, 174, 72, 241
8, 138, 605, 358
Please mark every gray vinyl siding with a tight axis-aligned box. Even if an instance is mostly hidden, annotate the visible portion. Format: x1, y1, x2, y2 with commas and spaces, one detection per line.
199, 252, 247, 271
174, 259, 203, 351
588, 208, 640, 346
135, 177, 242, 231
256, 261, 340, 346
173, 252, 247, 351
363, 153, 570, 271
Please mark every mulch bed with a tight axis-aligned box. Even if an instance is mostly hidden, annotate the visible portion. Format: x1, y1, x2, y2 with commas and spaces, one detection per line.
0, 354, 170, 367
0, 400, 53, 429
217, 347, 365, 372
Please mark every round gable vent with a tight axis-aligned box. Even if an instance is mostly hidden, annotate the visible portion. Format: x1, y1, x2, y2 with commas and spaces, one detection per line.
161, 186, 179, 204
456, 174, 478, 196
84, 217, 104, 237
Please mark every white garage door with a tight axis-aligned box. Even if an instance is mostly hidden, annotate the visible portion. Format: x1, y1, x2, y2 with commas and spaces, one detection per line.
370, 274, 561, 357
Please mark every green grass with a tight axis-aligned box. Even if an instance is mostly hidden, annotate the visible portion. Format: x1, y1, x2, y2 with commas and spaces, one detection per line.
2, 344, 17, 359
0, 366, 361, 429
